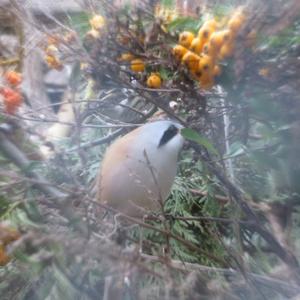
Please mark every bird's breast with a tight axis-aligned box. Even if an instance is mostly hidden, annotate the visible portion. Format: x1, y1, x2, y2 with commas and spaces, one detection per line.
97, 142, 177, 216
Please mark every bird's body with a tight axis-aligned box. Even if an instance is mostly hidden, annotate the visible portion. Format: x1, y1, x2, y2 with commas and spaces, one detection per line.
97, 120, 184, 217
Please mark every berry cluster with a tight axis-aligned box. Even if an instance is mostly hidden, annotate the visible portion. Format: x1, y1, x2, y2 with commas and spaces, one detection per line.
173, 7, 249, 89
0, 71, 23, 114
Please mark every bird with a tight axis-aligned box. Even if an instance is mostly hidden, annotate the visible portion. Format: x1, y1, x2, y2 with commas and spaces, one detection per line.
96, 120, 184, 217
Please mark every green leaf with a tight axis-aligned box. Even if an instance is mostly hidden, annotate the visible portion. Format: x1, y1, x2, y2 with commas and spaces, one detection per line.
181, 128, 219, 156
167, 17, 202, 33
161, 0, 175, 8
250, 150, 279, 170
212, 4, 233, 18
225, 141, 246, 157
159, 67, 173, 80
67, 12, 91, 38
0, 196, 10, 218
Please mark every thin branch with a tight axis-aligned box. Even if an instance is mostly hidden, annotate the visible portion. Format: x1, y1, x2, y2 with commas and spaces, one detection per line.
141, 253, 300, 297
0, 131, 88, 236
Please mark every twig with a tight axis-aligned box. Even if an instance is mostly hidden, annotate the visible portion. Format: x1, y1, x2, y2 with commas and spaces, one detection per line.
0, 131, 88, 236
141, 253, 300, 297
0, 58, 20, 66
67, 128, 125, 152
189, 189, 229, 203
88, 198, 227, 266
192, 143, 300, 276
171, 215, 254, 226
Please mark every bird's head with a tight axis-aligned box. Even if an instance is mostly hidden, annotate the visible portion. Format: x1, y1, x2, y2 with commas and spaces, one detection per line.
134, 120, 184, 158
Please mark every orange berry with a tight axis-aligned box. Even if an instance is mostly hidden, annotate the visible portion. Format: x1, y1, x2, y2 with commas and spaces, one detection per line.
0, 223, 20, 246
1, 87, 23, 114
202, 42, 218, 58
199, 73, 214, 90
210, 30, 232, 51
198, 27, 212, 41
172, 45, 188, 60
1, 87, 13, 98
219, 42, 235, 60
190, 38, 204, 54
197, 19, 218, 41
147, 73, 162, 88
198, 54, 214, 73
213, 65, 222, 77
201, 19, 218, 31
1, 87, 22, 104
130, 59, 145, 72
190, 68, 203, 80
228, 10, 246, 33
182, 51, 201, 72
0, 244, 10, 266
179, 31, 195, 48
4, 71, 22, 86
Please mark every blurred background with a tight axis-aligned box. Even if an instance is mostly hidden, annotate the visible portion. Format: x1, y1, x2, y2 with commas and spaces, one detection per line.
0, 0, 300, 299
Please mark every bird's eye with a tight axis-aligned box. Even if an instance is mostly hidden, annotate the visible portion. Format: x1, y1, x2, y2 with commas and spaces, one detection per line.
158, 124, 179, 147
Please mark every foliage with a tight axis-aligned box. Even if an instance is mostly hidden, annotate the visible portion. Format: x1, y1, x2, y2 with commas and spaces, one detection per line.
0, 0, 300, 299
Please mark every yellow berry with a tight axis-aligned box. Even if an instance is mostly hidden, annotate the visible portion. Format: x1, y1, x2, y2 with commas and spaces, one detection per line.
198, 27, 212, 41
219, 42, 235, 60
45, 55, 63, 70
172, 45, 188, 60
228, 10, 246, 33
147, 73, 162, 88
197, 19, 218, 41
198, 54, 214, 73
190, 68, 203, 80
199, 73, 214, 90
130, 59, 145, 72
202, 19, 218, 31
80, 63, 88, 70
119, 53, 135, 61
46, 44, 59, 55
202, 42, 218, 58
210, 30, 232, 51
89, 15, 105, 30
182, 51, 201, 72
190, 38, 204, 54
179, 31, 195, 48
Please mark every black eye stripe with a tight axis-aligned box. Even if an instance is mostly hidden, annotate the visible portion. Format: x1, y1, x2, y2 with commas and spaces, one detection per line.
158, 125, 179, 148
